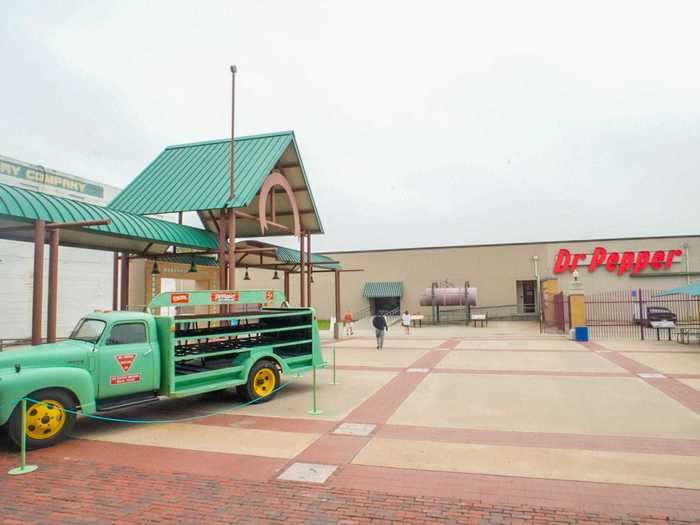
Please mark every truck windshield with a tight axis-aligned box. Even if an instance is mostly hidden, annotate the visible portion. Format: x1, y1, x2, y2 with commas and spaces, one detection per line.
69, 319, 106, 343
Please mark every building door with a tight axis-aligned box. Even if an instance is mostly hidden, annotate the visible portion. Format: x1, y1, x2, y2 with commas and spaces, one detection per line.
517, 280, 537, 313
371, 297, 400, 315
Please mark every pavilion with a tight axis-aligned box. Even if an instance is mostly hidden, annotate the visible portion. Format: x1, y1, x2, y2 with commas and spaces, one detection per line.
0, 131, 355, 344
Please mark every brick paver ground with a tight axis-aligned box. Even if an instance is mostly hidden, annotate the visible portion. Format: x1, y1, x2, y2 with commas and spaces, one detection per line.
2, 328, 700, 524
0, 455, 694, 525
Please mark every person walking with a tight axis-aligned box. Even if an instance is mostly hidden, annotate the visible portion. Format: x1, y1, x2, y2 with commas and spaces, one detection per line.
372, 313, 388, 350
343, 310, 354, 336
401, 310, 411, 335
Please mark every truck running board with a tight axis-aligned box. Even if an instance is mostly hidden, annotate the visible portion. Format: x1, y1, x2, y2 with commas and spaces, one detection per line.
96, 393, 161, 413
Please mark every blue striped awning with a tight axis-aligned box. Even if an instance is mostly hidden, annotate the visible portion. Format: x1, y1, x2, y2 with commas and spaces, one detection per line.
363, 282, 403, 298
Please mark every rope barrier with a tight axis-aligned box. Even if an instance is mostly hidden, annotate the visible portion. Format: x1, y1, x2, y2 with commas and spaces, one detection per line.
5, 360, 335, 476
17, 382, 291, 425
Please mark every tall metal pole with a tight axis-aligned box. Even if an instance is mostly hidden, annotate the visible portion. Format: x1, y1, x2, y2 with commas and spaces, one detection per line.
229, 65, 237, 201
228, 210, 236, 291
218, 211, 227, 290
112, 252, 119, 310
31, 220, 45, 346
299, 232, 306, 307
47, 229, 60, 343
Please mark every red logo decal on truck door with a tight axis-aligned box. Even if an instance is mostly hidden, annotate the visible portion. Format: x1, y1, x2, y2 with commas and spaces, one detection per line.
110, 374, 141, 385
116, 353, 136, 372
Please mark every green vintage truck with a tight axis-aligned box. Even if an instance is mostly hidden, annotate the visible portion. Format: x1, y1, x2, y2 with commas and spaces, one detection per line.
0, 289, 323, 449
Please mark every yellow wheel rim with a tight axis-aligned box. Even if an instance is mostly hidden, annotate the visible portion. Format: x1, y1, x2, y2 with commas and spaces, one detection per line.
26, 399, 66, 440
253, 368, 276, 397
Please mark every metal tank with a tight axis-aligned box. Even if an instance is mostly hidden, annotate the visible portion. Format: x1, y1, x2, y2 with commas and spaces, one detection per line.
419, 287, 478, 307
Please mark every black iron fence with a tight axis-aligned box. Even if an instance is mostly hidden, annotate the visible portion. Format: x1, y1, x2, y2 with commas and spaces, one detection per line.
584, 288, 700, 339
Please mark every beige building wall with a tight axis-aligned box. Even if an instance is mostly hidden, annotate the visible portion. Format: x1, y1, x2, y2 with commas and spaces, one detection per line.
311, 235, 700, 320
130, 235, 700, 323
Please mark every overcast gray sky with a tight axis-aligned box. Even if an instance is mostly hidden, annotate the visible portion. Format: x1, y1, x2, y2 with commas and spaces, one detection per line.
1, 1, 699, 252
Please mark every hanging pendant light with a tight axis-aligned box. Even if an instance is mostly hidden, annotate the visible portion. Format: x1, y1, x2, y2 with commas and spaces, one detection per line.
272, 266, 280, 280
243, 266, 251, 280
188, 257, 197, 273
151, 260, 160, 275
310, 272, 314, 283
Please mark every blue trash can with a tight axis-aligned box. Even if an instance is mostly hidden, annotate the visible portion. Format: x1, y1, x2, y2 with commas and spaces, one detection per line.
575, 326, 589, 342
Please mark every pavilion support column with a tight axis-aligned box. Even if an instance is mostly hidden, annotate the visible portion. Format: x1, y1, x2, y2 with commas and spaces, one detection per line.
218, 210, 227, 290
112, 253, 119, 310
334, 270, 341, 340
47, 229, 60, 343
227, 210, 236, 291
283, 271, 290, 302
31, 220, 46, 346
299, 232, 306, 307
306, 233, 312, 308
120, 252, 130, 311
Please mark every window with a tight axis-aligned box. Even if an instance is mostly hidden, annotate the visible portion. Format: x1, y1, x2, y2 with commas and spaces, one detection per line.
107, 323, 147, 345
69, 319, 106, 343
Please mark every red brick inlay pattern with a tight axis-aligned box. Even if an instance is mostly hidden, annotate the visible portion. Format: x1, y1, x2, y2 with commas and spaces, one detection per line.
294, 434, 371, 465
377, 424, 700, 456
344, 372, 428, 424
434, 368, 631, 377
645, 377, 700, 415
438, 338, 462, 349
587, 341, 700, 415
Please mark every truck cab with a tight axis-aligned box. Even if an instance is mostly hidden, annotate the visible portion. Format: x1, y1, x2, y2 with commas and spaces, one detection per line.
0, 311, 161, 448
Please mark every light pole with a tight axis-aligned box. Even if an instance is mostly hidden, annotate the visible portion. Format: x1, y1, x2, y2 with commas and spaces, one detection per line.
229, 65, 237, 201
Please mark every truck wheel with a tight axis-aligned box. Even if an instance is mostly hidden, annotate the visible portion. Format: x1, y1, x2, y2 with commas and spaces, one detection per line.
237, 360, 281, 403
8, 389, 77, 450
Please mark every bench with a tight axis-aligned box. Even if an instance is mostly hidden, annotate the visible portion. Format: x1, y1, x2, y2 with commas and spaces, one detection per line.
650, 320, 675, 341
472, 313, 488, 327
410, 314, 424, 328
676, 327, 700, 345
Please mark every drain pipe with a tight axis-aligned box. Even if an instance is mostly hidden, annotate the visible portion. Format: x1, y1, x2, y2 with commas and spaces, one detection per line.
532, 255, 541, 314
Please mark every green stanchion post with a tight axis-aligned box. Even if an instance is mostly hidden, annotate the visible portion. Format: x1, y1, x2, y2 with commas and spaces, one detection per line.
8, 399, 38, 476
307, 364, 323, 416
329, 346, 339, 385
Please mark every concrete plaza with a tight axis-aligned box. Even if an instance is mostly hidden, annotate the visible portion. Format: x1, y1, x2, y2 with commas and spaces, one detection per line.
2, 322, 700, 523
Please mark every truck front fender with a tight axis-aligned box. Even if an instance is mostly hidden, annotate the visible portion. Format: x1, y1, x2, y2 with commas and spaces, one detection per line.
0, 367, 96, 426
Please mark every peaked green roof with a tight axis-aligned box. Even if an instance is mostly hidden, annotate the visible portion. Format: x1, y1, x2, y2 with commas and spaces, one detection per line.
0, 183, 218, 252
363, 282, 403, 298
109, 131, 303, 213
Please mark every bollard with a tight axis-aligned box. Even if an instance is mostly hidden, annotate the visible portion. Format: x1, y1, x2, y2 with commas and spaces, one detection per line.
329, 346, 339, 385
8, 399, 38, 476
307, 364, 323, 416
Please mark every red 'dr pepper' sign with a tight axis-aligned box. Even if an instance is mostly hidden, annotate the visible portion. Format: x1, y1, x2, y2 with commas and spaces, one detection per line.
554, 246, 683, 276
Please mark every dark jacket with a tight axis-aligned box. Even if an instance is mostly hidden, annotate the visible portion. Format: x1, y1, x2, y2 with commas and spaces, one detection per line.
372, 315, 388, 331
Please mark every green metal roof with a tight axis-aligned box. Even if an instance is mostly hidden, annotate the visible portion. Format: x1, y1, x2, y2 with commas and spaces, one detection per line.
275, 246, 341, 270
108, 132, 322, 231
363, 282, 403, 298
0, 183, 218, 252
